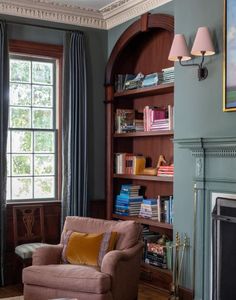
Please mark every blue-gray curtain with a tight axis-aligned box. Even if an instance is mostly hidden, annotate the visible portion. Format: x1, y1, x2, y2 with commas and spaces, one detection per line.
61, 31, 88, 222
0, 21, 9, 286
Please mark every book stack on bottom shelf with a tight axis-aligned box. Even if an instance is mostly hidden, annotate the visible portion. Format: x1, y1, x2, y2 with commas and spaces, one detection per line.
141, 228, 173, 291
142, 229, 173, 270
114, 184, 143, 216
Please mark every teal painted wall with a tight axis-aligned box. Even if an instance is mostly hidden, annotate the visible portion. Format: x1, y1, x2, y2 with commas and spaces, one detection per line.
1, 15, 108, 201
174, 0, 235, 292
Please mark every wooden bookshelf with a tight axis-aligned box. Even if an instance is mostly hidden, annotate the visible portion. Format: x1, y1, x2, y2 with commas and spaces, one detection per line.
113, 174, 173, 182
113, 130, 174, 138
105, 13, 174, 292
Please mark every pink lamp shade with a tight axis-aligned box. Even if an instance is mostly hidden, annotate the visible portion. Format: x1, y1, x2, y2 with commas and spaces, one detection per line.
168, 34, 191, 62
191, 27, 215, 56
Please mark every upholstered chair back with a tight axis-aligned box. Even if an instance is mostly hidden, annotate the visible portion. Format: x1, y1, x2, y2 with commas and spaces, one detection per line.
61, 216, 142, 250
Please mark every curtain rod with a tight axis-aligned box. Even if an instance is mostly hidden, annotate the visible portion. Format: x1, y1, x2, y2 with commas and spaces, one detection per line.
5, 19, 81, 34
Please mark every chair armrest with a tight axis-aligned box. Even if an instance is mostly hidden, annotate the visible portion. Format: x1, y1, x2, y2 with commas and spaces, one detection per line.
32, 244, 63, 265
101, 241, 144, 300
101, 241, 143, 276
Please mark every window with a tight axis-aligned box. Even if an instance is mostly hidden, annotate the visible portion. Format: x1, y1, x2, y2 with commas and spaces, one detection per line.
7, 41, 62, 202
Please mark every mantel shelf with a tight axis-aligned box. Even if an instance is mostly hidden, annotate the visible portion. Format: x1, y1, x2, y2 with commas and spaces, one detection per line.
112, 213, 173, 229
113, 130, 174, 138
113, 174, 173, 182
114, 83, 174, 99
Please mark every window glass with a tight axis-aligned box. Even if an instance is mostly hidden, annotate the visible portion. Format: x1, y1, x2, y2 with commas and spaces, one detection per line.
7, 56, 57, 202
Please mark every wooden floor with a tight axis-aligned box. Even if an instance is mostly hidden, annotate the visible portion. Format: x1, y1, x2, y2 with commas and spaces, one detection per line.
0, 283, 169, 299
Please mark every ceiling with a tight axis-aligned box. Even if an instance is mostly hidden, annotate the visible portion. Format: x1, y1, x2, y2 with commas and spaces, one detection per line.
0, 0, 172, 29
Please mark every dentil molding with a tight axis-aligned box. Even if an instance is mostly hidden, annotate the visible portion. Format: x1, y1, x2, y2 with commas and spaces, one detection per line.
0, 0, 172, 30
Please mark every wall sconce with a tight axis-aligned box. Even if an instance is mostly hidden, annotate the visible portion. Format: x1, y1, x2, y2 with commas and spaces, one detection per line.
168, 27, 215, 81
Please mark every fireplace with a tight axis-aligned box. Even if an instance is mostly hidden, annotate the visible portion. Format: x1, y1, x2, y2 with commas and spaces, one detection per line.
212, 196, 236, 300
175, 137, 236, 300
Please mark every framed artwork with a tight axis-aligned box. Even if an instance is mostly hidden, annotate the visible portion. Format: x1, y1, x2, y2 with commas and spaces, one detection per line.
224, 0, 236, 111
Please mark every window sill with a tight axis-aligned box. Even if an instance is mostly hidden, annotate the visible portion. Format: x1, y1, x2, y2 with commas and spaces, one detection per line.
6, 200, 61, 206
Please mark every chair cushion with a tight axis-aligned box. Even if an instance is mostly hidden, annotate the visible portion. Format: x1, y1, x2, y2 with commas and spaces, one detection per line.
15, 243, 48, 259
23, 264, 111, 294
62, 231, 117, 266
61, 217, 142, 250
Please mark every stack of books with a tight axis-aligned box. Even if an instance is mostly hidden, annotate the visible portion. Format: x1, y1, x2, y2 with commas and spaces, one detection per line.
139, 199, 159, 220
145, 242, 167, 269
115, 153, 146, 175
114, 185, 143, 216
142, 228, 173, 270
162, 67, 175, 84
143, 105, 173, 131
157, 164, 174, 176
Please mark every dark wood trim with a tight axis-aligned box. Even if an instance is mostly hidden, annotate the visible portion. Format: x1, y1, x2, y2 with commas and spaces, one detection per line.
9, 39, 63, 58
113, 130, 174, 138
9, 39, 63, 202
141, 13, 149, 32
113, 174, 173, 182
113, 214, 173, 229
114, 83, 174, 99
179, 286, 194, 300
105, 14, 174, 85
105, 86, 114, 220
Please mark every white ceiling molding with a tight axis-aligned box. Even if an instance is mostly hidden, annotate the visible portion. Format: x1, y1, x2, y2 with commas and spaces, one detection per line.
0, 0, 172, 30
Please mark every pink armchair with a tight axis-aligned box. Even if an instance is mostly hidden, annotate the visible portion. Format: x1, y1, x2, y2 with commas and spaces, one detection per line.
23, 216, 143, 300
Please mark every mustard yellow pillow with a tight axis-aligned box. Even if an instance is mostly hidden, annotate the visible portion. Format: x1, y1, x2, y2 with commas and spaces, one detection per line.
62, 231, 117, 266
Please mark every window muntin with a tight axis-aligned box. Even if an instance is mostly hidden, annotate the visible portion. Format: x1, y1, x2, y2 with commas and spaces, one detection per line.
7, 55, 57, 202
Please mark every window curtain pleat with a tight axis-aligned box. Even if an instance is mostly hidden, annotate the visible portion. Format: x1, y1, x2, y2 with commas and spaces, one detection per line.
0, 21, 9, 286
61, 32, 88, 222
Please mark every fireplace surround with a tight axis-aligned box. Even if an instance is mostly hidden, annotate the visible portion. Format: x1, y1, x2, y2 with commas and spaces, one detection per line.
175, 137, 236, 300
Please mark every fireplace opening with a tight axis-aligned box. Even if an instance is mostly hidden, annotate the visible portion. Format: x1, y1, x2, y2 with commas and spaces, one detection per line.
212, 197, 236, 300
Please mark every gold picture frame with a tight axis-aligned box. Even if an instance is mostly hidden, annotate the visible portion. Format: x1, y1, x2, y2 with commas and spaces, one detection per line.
223, 0, 236, 111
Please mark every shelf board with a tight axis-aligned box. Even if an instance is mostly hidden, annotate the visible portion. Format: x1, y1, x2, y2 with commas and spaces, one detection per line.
113, 130, 174, 138
141, 262, 172, 276
113, 174, 173, 182
112, 213, 173, 229
114, 83, 174, 99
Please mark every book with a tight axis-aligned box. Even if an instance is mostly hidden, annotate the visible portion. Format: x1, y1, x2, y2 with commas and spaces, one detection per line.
121, 184, 141, 191
115, 109, 135, 133
133, 155, 146, 175
143, 199, 158, 205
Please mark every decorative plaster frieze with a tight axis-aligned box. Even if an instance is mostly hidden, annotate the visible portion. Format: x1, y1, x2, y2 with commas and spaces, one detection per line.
0, 1, 106, 29
100, 0, 131, 13
0, 0, 172, 30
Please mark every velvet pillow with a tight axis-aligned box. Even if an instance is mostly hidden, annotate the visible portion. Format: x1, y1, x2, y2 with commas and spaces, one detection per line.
62, 230, 117, 267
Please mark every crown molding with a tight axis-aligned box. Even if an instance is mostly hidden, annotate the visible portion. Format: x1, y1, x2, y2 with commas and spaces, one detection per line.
0, 0, 172, 30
